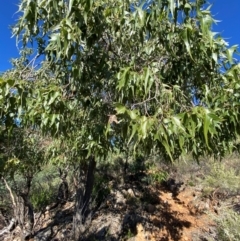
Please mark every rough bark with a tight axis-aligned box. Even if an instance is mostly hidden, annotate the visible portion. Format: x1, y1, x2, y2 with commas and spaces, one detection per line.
16, 176, 34, 240
2, 176, 34, 239
73, 156, 96, 240
57, 180, 69, 204
0, 218, 16, 237
20, 194, 34, 238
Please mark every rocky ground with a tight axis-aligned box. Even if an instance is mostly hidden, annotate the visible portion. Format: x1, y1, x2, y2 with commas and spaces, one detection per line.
0, 181, 216, 240
1, 158, 240, 241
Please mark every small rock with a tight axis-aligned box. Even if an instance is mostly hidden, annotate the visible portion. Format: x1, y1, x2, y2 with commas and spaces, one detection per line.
127, 188, 135, 197
114, 190, 126, 205
205, 199, 210, 210
122, 189, 128, 196
34, 227, 52, 241
146, 204, 155, 213
95, 227, 107, 239
167, 193, 173, 199
13, 238, 22, 241
152, 218, 162, 226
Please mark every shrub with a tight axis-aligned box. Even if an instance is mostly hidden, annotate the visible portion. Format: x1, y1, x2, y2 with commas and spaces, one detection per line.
30, 187, 56, 211
202, 162, 240, 195
212, 207, 240, 241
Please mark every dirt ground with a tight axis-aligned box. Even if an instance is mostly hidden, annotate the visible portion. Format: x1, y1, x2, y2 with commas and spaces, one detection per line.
133, 188, 215, 241
0, 165, 229, 241
2, 183, 217, 241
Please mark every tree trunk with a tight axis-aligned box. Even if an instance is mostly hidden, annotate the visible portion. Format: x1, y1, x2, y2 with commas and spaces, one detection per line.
17, 176, 34, 240
2, 176, 34, 240
73, 156, 96, 240
20, 194, 34, 239
57, 180, 69, 204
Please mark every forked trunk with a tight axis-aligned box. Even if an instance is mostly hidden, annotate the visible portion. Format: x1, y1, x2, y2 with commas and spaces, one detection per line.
2, 176, 34, 240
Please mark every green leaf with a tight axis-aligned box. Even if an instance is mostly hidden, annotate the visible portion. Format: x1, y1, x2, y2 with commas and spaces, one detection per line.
226, 45, 238, 64
137, 7, 146, 27
212, 52, 218, 63
128, 109, 138, 120
118, 67, 131, 90
203, 113, 211, 148
168, 0, 175, 17
179, 135, 184, 151
171, 116, 185, 132
115, 103, 126, 114
141, 116, 148, 139
67, 0, 74, 17
144, 67, 150, 93
84, 0, 92, 12
162, 140, 173, 162
184, 3, 192, 10
182, 28, 193, 60
49, 92, 60, 105
128, 124, 138, 145
7, 79, 15, 86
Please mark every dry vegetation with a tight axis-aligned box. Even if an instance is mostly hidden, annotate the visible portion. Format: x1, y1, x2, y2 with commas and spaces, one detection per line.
0, 153, 240, 241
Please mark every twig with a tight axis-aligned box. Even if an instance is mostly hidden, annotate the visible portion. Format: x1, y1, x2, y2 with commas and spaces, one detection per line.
0, 218, 16, 237
20, 54, 39, 79
131, 97, 155, 110
2, 178, 16, 208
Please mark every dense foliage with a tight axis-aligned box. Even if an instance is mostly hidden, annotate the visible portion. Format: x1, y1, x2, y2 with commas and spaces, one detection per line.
1, 0, 239, 164
0, 0, 240, 239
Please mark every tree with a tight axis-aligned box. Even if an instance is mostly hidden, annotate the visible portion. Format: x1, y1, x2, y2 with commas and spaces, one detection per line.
1, 0, 240, 238
0, 127, 46, 239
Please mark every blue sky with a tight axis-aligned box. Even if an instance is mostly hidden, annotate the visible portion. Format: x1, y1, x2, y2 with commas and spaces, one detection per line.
0, 0, 239, 72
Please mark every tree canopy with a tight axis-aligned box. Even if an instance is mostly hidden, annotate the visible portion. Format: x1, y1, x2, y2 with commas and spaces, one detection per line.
1, 0, 240, 162
1, 0, 240, 239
